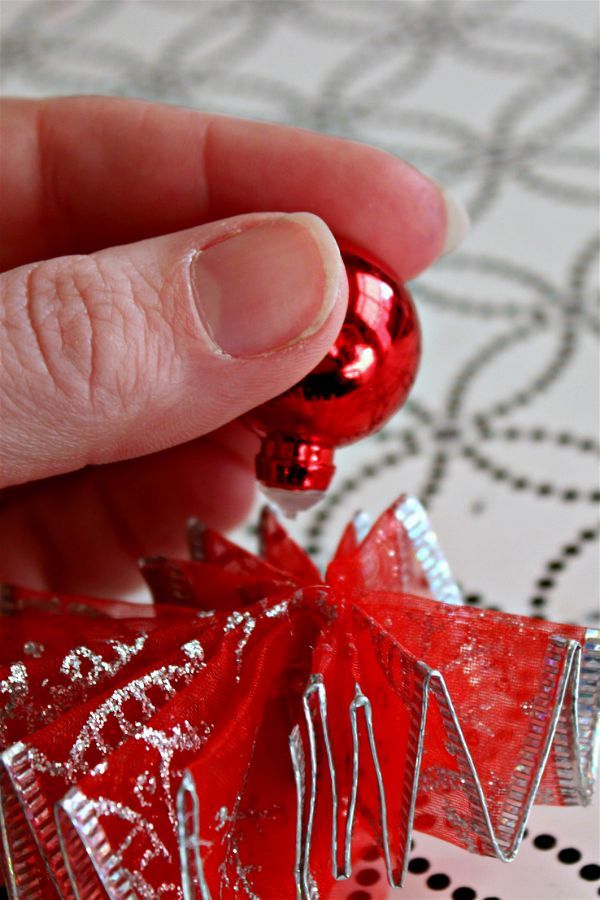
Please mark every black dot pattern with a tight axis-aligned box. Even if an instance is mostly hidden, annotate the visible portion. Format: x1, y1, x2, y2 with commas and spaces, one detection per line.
528, 833, 600, 894
408, 856, 431, 874
427, 872, 451, 890
558, 847, 582, 864
580, 865, 600, 881
461, 443, 599, 505
533, 833, 557, 850
528, 524, 599, 614
452, 888, 477, 900
400, 829, 600, 898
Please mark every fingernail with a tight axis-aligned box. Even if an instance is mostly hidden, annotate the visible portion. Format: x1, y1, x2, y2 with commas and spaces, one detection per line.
190, 213, 342, 358
440, 187, 470, 256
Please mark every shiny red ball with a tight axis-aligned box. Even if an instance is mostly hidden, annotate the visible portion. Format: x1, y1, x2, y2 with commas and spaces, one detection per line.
244, 241, 421, 511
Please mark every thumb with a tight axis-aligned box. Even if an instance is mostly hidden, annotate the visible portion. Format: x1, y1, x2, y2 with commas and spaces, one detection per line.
0, 212, 347, 488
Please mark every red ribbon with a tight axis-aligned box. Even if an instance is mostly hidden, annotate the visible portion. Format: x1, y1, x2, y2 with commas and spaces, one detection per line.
1, 496, 597, 898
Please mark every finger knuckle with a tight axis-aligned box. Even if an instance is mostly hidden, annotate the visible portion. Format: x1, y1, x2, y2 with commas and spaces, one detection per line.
2, 255, 161, 421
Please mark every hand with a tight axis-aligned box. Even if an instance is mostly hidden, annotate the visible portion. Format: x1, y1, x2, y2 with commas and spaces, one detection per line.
0, 96, 468, 596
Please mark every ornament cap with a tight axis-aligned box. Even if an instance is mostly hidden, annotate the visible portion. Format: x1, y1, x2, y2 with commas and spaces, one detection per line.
255, 435, 334, 516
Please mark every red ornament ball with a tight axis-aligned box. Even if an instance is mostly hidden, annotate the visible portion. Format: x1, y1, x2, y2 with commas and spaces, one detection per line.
244, 240, 421, 514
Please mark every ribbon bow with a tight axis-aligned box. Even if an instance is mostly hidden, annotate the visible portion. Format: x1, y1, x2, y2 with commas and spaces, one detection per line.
1, 496, 598, 899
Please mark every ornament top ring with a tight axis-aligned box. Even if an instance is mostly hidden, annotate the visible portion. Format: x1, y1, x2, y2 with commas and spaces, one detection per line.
244, 240, 421, 515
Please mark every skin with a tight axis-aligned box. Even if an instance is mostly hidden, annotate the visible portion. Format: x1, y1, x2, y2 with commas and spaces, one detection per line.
0, 96, 449, 597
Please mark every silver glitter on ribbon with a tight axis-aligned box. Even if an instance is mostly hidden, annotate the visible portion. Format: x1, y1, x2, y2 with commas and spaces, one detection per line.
1, 636, 207, 898
135, 721, 210, 828
217, 812, 259, 900
181, 640, 204, 660
289, 634, 590, 897
59, 636, 147, 685
134, 772, 157, 809
23, 641, 44, 658
214, 806, 230, 832
7, 647, 207, 785
0, 664, 28, 742
223, 611, 256, 682
263, 600, 290, 619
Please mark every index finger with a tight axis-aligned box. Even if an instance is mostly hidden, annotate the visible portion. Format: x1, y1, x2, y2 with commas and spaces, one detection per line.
0, 96, 467, 276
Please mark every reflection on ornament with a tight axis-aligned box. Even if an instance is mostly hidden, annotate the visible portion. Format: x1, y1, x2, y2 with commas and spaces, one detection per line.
244, 243, 421, 515
1, 496, 598, 899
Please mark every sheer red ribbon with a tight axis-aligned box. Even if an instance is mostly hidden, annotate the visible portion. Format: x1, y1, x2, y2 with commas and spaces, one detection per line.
0, 496, 598, 899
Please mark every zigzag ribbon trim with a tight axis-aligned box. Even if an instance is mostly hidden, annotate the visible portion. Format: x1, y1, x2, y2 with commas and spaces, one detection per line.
287, 630, 599, 898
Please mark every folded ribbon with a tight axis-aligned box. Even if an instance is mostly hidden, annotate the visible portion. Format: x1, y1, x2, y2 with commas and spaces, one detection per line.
0, 495, 598, 899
